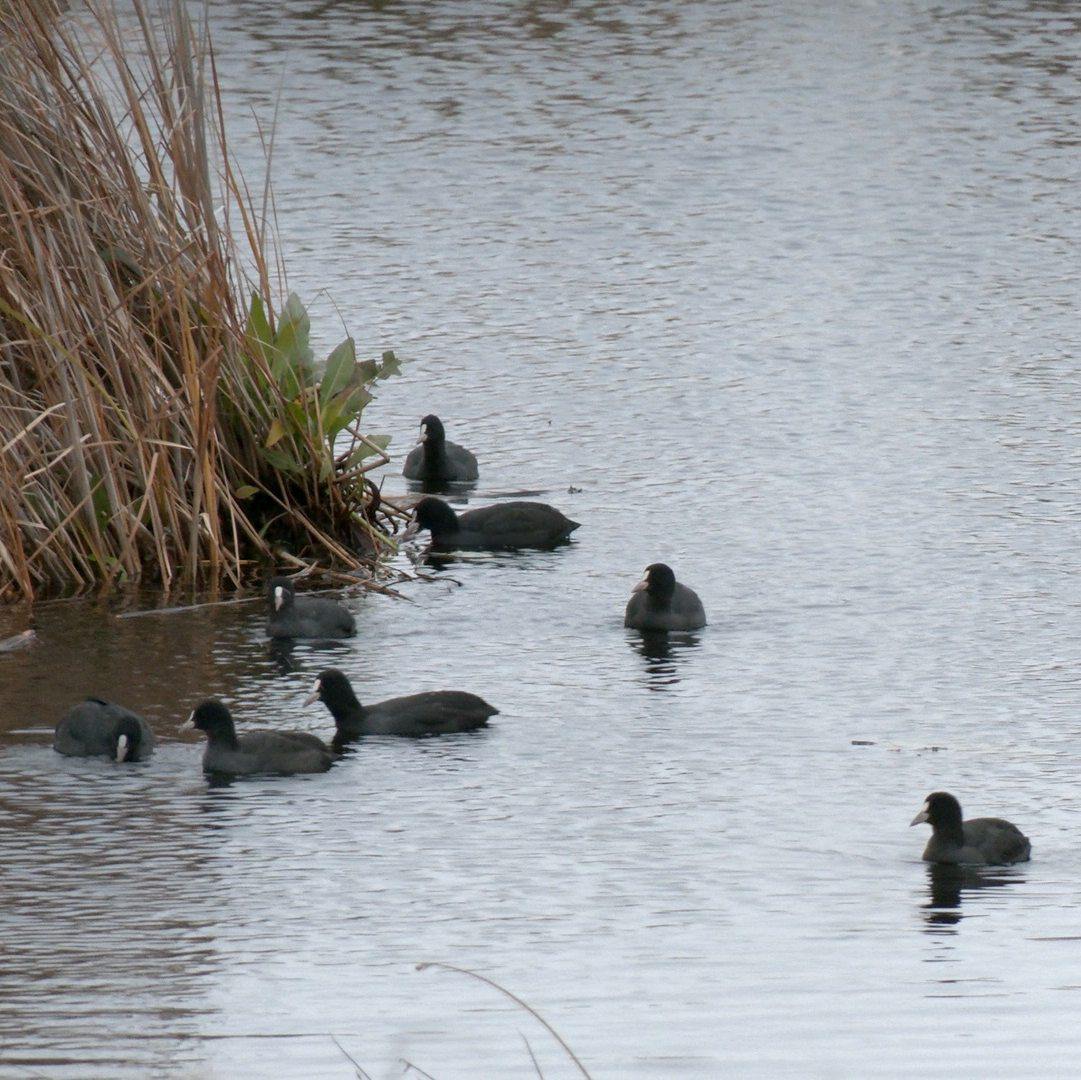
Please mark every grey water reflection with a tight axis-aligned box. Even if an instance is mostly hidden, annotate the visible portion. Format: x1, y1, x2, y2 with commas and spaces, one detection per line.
0, 755, 224, 1077
267, 639, 302, 674
627, 630, 701, 691
921, 863, 1026, 935
406, 477, 478, 496
266, 635, 354, 673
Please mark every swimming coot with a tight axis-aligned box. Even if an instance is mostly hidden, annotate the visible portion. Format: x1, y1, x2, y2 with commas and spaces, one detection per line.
265, 577, 356, 640
910, 791, 1031, 866
305, 668, 498, 739
53, 698, 156, 762
183, 699, 332, 776
406, 496, 580, 550
623, 563, 706, 631
402, 415, 479, 483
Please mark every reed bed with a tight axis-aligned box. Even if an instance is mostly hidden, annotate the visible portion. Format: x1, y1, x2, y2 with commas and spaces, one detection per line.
0, 0, 398, 603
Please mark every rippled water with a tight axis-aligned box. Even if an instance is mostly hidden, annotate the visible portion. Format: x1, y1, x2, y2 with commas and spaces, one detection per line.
3, 1, 1081, 1076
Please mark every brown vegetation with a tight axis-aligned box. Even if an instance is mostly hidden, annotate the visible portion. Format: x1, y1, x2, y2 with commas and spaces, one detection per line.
0, 0, 397, 602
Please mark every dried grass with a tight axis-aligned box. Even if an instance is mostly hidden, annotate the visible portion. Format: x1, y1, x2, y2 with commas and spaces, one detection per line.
0, 0, 396, 602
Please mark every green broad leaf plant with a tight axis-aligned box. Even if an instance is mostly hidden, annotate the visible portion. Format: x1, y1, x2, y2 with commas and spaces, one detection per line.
237, 291, 400, 545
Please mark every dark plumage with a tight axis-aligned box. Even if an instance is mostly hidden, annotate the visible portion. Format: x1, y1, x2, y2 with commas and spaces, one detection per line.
408, 496, 579, 550
265, 576, 356, 640
305, 668, 498, 740
402, 415, 479, 482
53, 698, 155, 762
910, 791, 1031, 866
184, 699, 332, 776
623, 563, 706, 631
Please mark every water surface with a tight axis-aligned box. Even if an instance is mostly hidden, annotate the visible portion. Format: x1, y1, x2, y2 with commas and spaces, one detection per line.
3, 1, 1081, 1076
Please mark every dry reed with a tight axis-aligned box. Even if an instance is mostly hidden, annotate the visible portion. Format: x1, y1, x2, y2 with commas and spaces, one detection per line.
0, 0, 397, 602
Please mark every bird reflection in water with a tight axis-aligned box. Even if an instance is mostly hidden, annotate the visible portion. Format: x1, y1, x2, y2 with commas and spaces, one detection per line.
628, 630, 701, 691
921, 863, 1022, 935
419, 550, 462, 573
267, 639, 299, 674
407, 477, 477, 497
267, 637, 352, 675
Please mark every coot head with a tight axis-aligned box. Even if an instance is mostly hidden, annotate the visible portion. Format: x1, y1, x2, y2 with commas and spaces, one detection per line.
267, 576, 296, 612
633, 563, 677, 603
911, 791, 963, 830
112, 715, 145, 763
411, 496, 459, 538
420, 415, 446, 445
184, 699, 236, 740
303, 668, 360, 710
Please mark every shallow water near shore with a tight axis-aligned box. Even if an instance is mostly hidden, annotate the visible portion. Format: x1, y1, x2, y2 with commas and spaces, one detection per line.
3, 1, 1081, 1076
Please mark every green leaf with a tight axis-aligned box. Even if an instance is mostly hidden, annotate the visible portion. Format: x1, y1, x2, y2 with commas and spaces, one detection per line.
320, 404, 342, 441
279, 365, 304, 401
245, 293, 273, 355
377, 349, 402, 378
345, 435, 390, 469
285, 399, 313, 438
330, 387, 372, 437
265, 417, 286, 448
281, 293, 308, 326
320, 337, 356, 406
345, 385, 374, 414
242, 295, 277, 400
235, 485, 259, 499
262, 446, 303, 474
274, 293, 314, 372
89, 475, 111, 528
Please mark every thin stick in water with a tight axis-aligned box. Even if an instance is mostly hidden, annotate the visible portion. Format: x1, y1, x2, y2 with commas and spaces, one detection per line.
415, 962, 591, 1080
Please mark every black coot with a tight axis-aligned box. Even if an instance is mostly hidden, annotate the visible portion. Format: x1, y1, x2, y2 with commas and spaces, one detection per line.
305, 668, 498, 739
910, 791, 1031, 865
623, 563, 706, 631
53, 698, 155, 762
184, 700, 332, 776
408, 496, 579, 550
265, 577, 356, 640
402, 415, 479, 483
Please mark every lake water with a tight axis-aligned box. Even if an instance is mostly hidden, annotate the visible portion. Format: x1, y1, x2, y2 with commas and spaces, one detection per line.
3, 1, 1081, 1076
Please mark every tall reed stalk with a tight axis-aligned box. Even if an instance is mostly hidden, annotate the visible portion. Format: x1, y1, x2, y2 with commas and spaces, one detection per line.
0, 0, 395, 603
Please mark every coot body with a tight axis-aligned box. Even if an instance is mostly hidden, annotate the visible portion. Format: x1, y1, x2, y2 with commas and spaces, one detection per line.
266, 577, 356, 640
184, 700, 332, 776
910, 791, 1031, 866
402, 415, 479, 483
410, 497, 579, 550
624, 563, 706, 631
54, 699, 155, 762
306, 668, 498, 740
